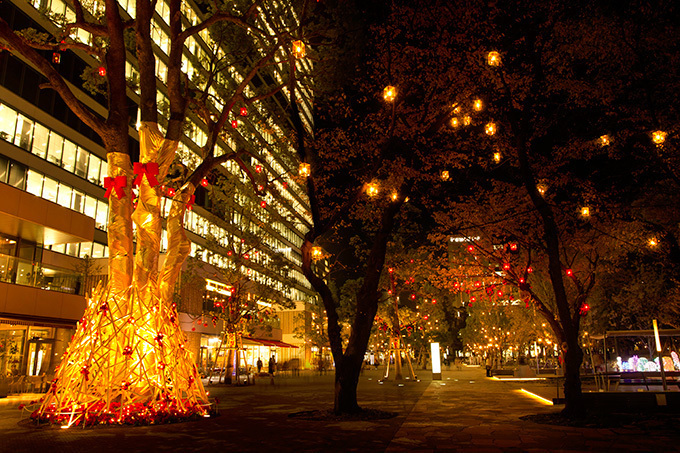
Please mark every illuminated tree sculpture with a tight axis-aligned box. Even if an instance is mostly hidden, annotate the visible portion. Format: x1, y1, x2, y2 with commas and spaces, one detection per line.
0, 0, 312, 426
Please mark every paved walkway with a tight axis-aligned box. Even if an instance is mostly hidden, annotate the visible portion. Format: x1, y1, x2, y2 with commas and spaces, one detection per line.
0, 366, 678, 452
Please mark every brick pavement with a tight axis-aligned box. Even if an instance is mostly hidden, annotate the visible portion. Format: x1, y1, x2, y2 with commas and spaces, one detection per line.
0, 366, 678, 452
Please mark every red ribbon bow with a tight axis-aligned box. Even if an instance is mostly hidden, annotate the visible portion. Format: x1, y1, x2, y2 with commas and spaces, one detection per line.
133, 162, 160, 187
187, 194, 196, 210
104, 176, 127, 199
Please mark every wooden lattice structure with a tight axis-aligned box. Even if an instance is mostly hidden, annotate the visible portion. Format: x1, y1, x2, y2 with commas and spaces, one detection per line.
31, 124, 211, 427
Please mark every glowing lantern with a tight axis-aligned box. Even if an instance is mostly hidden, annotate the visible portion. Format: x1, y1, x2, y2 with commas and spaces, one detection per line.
463, 115, 472, 126
240, 107, 248, 117
451, 118, 460, 128
649, 238, 658, 248
299, 162, 311, 177
98, 66, 106, 76
485, 123, 497, 135
366, 183, 379, 197
473, 99, 483, 111
311, 246, 324, 261
255, 164, 262, 173
231, 120, 238, 128
200, 178, 209, 187
566, 269, 573, 277
581, 206, 590, 217
292, 40, 306, 58
599, 135, 610, 147
260, 200, 267, 208
383, 85, 397, 102
487, 51, 501, 66
652, 130, 666, 145
502, 263, 511, 270
493, 152, 501, 163
441, 170, 450, 181
391, 192, 398, 201
537, 183, 547, 195
52, 52, 61, 64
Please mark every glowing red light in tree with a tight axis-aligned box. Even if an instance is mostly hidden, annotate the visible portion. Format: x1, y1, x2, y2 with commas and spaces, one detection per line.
410, 294, 416, 300
470, 296, 476, 302
255, 164, 262, 173
240, 107, 248, 116
474, 281, 481, 287
509, 243, 518, 251
527, 266, 533, 274
388, 267, 394, 273
98, 67, 106, 76
566, 269, 573, 277
166, 187, 176, 196
243, 253, 249, 259
467, 245, 475, 253
231, 120, 238, 128
502, 263, 510, 270
200, 178, 209, 187
579, 303, 590, 316
519, 277, 525, 284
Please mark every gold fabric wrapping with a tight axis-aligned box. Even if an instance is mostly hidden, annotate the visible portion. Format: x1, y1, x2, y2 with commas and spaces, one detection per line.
159, 186, 195, 307
106, 153, 134, 297
132, 122, 176, 295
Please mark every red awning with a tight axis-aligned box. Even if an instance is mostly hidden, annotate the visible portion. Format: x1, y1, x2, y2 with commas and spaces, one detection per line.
243, 337, 299, 348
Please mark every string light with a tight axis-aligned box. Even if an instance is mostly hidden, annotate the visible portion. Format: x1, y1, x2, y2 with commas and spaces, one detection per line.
487, 51, 501, 66
383, 85, 397, 102
299, 163, 311, 177
652, 130, 667, 145
599, 135, 610, 147
292, 40, 306, 58
366, 183, 379, 197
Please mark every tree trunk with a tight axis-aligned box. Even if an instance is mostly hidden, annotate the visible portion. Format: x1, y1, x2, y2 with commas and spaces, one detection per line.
562, 336, 584, 416
334, 352, 362, 414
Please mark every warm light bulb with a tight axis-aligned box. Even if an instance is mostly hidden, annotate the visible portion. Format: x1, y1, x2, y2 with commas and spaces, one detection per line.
383, 86, 397, 102
391, 192, 398, 201
366, 183, 379, 197
441, 170, 450, 181
463, 115, 472, 126
581, 206, 590, 217
451, 117, 460, 128
487, 51, 501, 66
485, 123, 497, 135
599, 135, 610, 147
493, 152, 501, 163
292, 40, 306, 58
537, 184, 547, 195
298, 163, 311, 177
473, 99, 483, 111
652, 130, 666, 145
649, 238, 658, 248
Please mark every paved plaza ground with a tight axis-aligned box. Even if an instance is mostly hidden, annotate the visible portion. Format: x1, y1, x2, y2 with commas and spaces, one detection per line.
0, 366, 678, 452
